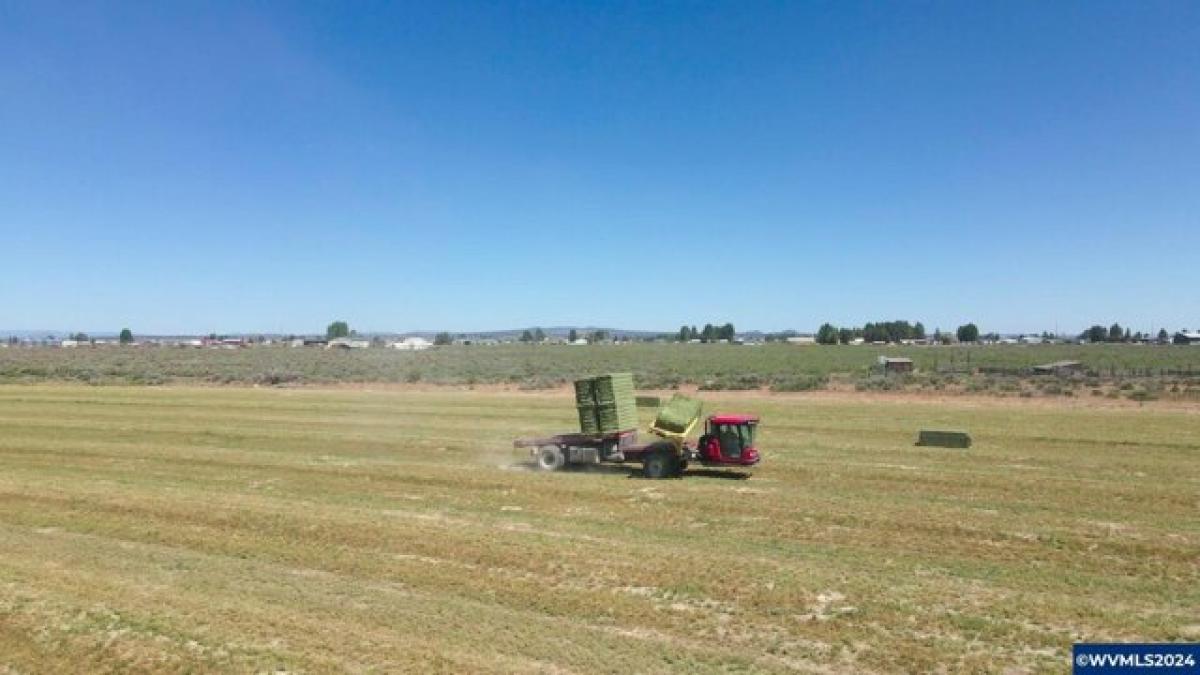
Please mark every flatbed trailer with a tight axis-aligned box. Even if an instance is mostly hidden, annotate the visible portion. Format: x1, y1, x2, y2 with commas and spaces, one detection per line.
513, 428, 640, 471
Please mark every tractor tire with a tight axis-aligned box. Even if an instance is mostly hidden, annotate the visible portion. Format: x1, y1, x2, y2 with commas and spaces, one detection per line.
536, 445, 566, 471
642, 448, 678, 479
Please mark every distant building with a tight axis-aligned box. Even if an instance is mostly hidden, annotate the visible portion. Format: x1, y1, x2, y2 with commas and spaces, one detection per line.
327, 338, 370, 350
879, 356, 914, 374
390, 337, 433, 351
785, 336, 816, 345
60, 340, 80, 348
1174, 331, 1200, 345
570, 338, 589, 346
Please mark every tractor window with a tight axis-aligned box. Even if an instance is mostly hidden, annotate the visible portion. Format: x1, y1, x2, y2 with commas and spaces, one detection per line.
739, 423, 756, 448
717, 424, 743, 458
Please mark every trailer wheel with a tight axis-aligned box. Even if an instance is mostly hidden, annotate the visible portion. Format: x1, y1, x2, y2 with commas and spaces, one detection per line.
536, 445, 566, 471
642, 448, 677, 479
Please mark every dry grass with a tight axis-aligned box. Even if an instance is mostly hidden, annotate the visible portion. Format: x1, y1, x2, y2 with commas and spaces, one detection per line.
0, 385, 1196, 672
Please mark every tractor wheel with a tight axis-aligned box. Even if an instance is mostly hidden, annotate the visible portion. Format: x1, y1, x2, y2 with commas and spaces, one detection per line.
536, 445, 566, 471
642, 448, 677, 479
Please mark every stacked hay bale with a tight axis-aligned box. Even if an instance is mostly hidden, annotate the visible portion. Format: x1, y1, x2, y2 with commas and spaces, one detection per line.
574, 373, 638, 434
574, 378, 601, 434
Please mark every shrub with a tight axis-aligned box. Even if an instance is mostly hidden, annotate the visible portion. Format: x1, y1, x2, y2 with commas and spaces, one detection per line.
699, 374, 766, 391
254, 370, 301, 386
770, 374, 828, 392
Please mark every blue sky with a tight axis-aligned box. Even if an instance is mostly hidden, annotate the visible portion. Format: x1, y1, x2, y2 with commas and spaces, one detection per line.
2, 1, 1197, 335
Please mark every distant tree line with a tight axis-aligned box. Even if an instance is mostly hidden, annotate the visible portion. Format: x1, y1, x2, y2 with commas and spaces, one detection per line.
804, 321, 991, 345
517, 327, 612, 343
519, 327, 547, 343
316, 317, 1178, 348
676, 323, 735, 342
813, 320, 928, 345
1080, 323, 1170, 344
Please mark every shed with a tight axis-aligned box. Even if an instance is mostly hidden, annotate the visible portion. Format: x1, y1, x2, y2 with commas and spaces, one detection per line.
879, 357, 914, 374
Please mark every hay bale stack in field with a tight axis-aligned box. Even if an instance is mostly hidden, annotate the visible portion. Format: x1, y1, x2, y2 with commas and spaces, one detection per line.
573, 378, 596, 405
592, 373, 634, 404
574, 373, 638, 434
916, 430, 972, 448
576, 403, 601, 435
654, 393, 703, 434
573, 378, 601, 433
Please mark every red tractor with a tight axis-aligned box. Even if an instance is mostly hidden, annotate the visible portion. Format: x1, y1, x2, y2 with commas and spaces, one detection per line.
514, 408, 760, 479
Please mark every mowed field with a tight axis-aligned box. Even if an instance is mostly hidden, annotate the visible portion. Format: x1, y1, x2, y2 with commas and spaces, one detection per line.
0, 386, 1197, 673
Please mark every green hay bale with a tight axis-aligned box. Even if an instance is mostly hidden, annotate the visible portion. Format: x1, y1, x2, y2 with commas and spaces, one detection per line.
654, 394, 703, 434
592, 373, 635, 403
577, 404, 600, 435
916, 430, 972, 448
595, 400, 639, 433
573, 378, 596, 405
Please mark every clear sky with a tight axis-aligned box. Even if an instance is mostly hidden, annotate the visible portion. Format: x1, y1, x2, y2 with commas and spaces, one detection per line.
2, 1, 1197, 335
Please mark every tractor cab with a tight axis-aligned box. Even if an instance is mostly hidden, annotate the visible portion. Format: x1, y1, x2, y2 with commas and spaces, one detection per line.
699, 414, 760, 466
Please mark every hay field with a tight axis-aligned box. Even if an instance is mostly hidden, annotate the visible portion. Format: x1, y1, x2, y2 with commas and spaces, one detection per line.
0, 385, 1197, 672
4, 343, 1200, 390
